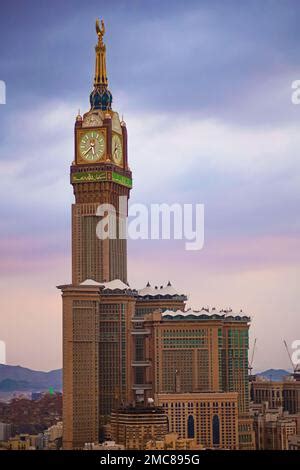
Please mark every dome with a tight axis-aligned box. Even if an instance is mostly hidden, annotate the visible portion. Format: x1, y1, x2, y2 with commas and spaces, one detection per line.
90, 86, 112, 111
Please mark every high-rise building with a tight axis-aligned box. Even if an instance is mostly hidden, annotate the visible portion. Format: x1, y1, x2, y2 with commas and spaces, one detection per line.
71, 18, 131, 286
139, 308, 254, 449
252, 376, 300, 414
59, 20, 254, 451
142, 309, 250, 405
58, 21, 134, 449
59, 281, 137, 449
110, 405, 168, 450
250, 402, 299, 450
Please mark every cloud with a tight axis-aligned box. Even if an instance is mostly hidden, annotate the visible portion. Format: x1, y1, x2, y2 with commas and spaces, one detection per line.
2, 1, 300, 123
0, 99, 299, 275
127, 112, 300, 239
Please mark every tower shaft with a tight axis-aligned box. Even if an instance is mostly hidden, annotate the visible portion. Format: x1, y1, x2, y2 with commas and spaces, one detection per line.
71, 181, 129, 284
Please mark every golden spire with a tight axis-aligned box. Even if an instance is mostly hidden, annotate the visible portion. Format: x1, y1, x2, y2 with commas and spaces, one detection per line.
94, 18, 108, 87
90, 19, 112, 110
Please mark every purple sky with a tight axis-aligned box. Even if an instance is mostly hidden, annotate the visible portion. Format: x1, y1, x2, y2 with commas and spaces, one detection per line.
0, 0, 300, 371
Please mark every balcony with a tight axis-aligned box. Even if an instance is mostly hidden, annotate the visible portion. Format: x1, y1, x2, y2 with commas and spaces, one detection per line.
131, 329, 150, 335
131, 360, 151, 367
132, 383, 152, 391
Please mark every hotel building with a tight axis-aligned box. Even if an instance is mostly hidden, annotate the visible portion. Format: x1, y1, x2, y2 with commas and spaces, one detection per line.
59, 21, 254, 450
252, 376, 300, 414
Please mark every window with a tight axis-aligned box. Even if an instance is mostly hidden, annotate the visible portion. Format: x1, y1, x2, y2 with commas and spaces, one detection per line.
212, 415, 220, 446
187, 415, 195, 439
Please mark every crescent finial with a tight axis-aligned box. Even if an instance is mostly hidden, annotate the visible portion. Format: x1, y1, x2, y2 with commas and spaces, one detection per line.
96, 18, 105, 43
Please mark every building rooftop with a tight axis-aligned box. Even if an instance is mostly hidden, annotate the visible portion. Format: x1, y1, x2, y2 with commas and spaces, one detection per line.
113, 405, 166, 415
79, 279, 139, 296
162, 308, 250, 322
80, 279, 130, 291
137, 281, 187, 299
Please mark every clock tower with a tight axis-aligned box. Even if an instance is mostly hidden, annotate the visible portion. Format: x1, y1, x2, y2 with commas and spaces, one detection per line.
71, 19, 132, 284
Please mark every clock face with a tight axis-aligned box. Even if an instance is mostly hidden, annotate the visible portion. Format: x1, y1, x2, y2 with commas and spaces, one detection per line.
112, 134, 123, 165
79, 130, 105, 162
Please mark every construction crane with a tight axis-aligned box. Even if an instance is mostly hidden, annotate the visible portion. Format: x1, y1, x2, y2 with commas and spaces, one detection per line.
283, 340, 300, 380
248, 338, 257, 378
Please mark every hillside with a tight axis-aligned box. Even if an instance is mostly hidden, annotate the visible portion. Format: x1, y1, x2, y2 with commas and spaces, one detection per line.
255, 368, 290, 381
0, 364, 62, 392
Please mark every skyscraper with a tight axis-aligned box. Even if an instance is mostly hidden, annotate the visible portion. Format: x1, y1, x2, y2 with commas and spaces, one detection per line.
59, 20, 254, 450
140, 308, 254, 449
71, 18, 131, 285
58, 20, 134, 449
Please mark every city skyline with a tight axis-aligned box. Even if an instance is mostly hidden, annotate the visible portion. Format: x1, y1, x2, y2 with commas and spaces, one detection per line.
0, 0, 300, 372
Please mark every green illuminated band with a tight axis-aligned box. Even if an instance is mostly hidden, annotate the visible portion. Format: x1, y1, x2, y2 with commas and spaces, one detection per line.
71, 170, 132, 188
111, 172, 132, 187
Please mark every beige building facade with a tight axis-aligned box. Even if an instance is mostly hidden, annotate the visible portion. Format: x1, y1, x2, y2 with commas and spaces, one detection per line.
252, 376, 300, 414
251, 402, 299, 450
157, 392, 239, 450
60, 21, 255, 451
110, 406, 168, 450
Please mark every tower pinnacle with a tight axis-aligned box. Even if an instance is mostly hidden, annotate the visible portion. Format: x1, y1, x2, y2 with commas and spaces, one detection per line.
90, 19, 112, 110
94, 19, 108, 87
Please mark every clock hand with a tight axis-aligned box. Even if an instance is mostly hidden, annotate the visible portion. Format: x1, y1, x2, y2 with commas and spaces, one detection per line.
82, 146, 92, 156
90, 141, 97, 156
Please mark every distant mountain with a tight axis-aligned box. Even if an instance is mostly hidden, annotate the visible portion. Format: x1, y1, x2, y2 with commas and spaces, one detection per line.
0, 364, 291, 394
0, 364, 62, 392
256, 369, 290, 381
